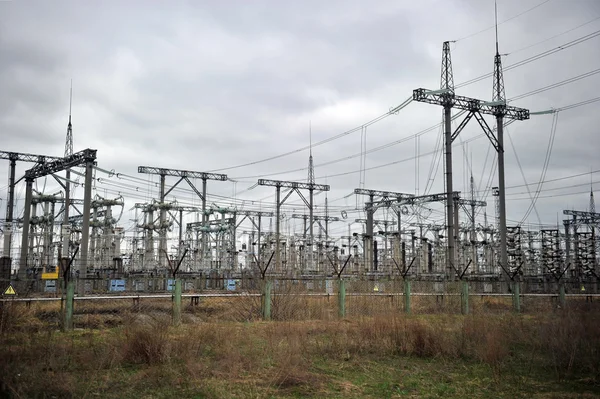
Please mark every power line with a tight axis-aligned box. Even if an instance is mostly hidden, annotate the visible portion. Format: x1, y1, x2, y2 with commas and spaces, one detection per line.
456, 29, 600, 89
454, 0, 553, 42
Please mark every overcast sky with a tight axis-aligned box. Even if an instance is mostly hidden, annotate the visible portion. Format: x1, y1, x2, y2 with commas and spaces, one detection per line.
1, 0, 600, 245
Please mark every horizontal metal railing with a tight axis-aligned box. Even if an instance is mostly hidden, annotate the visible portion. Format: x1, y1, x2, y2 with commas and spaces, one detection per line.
2, 292, 598, 303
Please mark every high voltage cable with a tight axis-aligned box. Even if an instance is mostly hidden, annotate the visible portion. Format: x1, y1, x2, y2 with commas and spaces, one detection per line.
231, 68, 599, 181
510, 68, 600, 102
456, 29, 600, 89
454, 0, 553, 42
519, 112, 559, 225
229, 29, 600, 176
231, 110, 468, 180
206, 97, 413, 172
507, 128, 542, 225
509, 15, 600, 56
122, 29, 597, 178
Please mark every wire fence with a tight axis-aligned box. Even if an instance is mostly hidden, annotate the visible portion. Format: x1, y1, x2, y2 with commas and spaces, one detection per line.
1, 276, 598, 332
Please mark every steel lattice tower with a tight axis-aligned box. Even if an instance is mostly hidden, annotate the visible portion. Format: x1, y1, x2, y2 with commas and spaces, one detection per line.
307, 122, 315, 185
65, 82, 73, 158
61, 82, 74, 261
590, 181, 595, 214
441, 41, 454, 93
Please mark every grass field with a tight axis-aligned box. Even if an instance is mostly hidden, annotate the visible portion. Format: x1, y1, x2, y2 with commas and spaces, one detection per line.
1, 304, 599, 398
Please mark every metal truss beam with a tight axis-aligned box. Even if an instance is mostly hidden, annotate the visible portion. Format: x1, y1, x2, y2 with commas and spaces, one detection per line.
472, 111, 501, 152
138, 166, 227, 181
259, 178, 330, 192
0, 150, 62, 164
293, 214, 340, 222
353, 188, 414, 199
239, 210, 274, 218
25, 149, 96, 180
563, 210, 600, 219
413, 89, 529, 120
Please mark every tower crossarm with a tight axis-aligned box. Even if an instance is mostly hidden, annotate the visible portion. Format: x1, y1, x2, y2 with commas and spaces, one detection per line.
354, 188, 414, 199
292, 214, 339, 222
138, 166, 227, 181
563, 210, 600, 219
0, 150, 62, 164
25, 149, 96, 180
258, 178, 329, 191
457, 199, 487, 207
563, 218, 600, 226
412, 89, 529, 120
239, 210, 274, 217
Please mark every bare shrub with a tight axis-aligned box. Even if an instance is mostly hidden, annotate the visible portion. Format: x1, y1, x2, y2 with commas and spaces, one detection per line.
120, 315, 171, 364
538, 310, 600, 380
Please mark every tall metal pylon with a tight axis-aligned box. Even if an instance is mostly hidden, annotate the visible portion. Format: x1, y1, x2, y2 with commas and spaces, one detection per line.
492, 0, 510, 281
590, 171, 595, 214
441, 40, 456, 278
61, 81, 74, 261
307, 122, 315, 185
65, 81, 73, 158
492, 3, 505, 104
307, 122, 315, 269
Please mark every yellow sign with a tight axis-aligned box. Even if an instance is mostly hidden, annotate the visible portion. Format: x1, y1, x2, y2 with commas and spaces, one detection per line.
42, 272, 59, 280
3, 284, 16, 295
42, 265, 60, 280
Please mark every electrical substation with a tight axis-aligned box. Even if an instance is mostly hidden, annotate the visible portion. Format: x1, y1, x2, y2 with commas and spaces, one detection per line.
0, 38, 598, 304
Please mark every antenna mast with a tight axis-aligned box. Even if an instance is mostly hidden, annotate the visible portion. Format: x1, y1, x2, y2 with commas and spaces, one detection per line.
493, 1, 505, 102
65, 80, 74, 157
61, 81, 74, 261
307, 121, 315, 185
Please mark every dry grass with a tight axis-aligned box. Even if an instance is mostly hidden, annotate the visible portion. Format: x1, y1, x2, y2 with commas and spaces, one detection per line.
1, 297, 600, 397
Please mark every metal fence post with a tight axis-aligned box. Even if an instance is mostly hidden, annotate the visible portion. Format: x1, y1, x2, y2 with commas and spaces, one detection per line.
64, 280, 74, 331
513, 281, 521, 313
262, 280, 272, 320
559, 282, 566, 308
173, 279, 182, 326
338, 279, 346, 318
404, 279, 411, 314
461, 280, 469, 315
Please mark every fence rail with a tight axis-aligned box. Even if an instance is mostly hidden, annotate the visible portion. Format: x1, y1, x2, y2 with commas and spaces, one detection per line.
1, 277, 598, 332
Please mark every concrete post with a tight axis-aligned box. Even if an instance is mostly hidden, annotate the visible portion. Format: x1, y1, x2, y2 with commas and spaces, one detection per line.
64, 280, 75, 331
461, 280, 469, 315
262, 280, 272, 320
338, 279, 346, 318
512, 280, 521, 312
404, 279, 411, 314
173, 279, 182, 326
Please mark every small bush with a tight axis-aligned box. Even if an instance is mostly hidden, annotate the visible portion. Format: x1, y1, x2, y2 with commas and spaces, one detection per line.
121, 315, 171, 364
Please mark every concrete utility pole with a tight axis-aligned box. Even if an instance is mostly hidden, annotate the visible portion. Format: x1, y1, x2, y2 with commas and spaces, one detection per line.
258, 179, 329, 274
412, 40, 529, 281
137, 166, 228, 269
